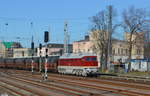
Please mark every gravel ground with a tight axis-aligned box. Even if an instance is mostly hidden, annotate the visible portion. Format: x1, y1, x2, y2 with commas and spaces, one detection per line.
0, 87, 14, 96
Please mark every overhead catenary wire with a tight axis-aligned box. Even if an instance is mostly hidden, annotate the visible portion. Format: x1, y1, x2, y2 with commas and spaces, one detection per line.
0, 16, 90, 22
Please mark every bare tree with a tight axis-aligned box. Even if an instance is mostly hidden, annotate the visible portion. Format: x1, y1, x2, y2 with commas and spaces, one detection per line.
144, 24, 150, 58
90, 6, 116, 71
122, 7, 150, 71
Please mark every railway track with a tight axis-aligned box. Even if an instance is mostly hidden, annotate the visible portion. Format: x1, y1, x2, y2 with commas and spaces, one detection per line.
45, 74, 150, 96
48, 73, 150, 90
0, 70, 102, 96
0, 85, 26, 96
3, 69, 150, 84
99, 75, 150, 84
0, 69, 150, 96
15, 74, 150, 95
0, 73, 66, 96
1, 74, 107, 96
30, 73, 150, 96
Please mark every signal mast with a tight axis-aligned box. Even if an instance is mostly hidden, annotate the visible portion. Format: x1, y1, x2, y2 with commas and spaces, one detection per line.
64, 21, 69, 54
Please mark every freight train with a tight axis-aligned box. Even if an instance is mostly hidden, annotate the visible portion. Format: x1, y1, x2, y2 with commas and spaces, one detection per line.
0, 54, 98, 76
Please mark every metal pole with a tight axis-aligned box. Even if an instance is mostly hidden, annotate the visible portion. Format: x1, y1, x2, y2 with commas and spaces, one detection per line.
31, 36, 34, 74
31, 22, 34, 74
44, 31, 49, 80
45, 58, 48, 80
31, 56, 34, 73
44, 43, 48, 80
39, 50, 42, 73
107, 5, 112, 71
64, 21, 69, 54
39, 43, 42, 73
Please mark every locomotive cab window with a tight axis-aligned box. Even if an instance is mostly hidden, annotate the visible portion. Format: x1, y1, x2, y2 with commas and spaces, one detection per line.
92, 57, 97, 61
85, 57, 90, 61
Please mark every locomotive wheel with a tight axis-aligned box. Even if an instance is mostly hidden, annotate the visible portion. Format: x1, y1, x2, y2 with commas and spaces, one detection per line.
79, 70, 83, 76
82, 72, 87, 77
75, 71, 78, 76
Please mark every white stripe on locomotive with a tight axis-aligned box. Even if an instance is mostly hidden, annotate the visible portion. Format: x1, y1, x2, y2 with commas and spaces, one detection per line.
58, 66, 98, 76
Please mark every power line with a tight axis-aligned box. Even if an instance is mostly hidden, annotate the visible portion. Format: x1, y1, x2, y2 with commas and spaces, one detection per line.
0, 16, 90, 21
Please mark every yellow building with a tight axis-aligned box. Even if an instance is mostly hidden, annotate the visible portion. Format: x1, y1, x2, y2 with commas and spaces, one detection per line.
13, 48, 32, 58
0, 42, 6, 57
73, 36, 93, 54
73, 32, 145, 64
124, 32, 144, 59
111, 40, 129, 64
0, 42, 22, 58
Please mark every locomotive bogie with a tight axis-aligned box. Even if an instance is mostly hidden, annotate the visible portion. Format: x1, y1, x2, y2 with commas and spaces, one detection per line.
58, 66, 98, 76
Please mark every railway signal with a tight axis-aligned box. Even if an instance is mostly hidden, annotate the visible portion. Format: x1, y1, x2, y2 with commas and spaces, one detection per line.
44, 31, 49, 80
39, 43, 42, 73
31, 36, 34, 74
44, 31, 49, 43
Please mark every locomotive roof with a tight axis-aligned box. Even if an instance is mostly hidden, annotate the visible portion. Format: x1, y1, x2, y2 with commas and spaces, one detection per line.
60, 53, 96, 59
2, 55, 59, 59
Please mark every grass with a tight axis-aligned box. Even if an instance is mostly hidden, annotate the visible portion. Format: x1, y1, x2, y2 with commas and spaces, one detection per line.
119, 71, 150, 78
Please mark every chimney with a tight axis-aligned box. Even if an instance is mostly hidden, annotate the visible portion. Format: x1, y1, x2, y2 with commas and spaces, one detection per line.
85, 35, 89, 41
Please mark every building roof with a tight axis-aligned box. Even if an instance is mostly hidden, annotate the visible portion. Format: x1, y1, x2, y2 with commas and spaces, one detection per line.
2, 42, 13, 48
1, 42, 22, 49
75, 35, 90, 42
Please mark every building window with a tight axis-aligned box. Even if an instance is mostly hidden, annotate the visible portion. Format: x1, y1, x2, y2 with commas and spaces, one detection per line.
83, 49, 85, 52
137, 49, 141, 55
125, 49, 128, 55
113, 49, 115, 55
121, 49, 123, 55
118, 48, 120, 55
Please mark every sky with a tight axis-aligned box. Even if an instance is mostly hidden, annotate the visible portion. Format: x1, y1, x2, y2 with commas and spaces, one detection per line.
0, 0, 149, 48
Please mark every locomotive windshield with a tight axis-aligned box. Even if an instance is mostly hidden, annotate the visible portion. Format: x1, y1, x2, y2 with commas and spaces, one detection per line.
92, 57, 97, 61
85, 57, 97, 61
85, 57, 90, 61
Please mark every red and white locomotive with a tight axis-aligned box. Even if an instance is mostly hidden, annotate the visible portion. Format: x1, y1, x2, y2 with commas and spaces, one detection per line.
0, 53, 99, 76
58, 53, 98, 76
